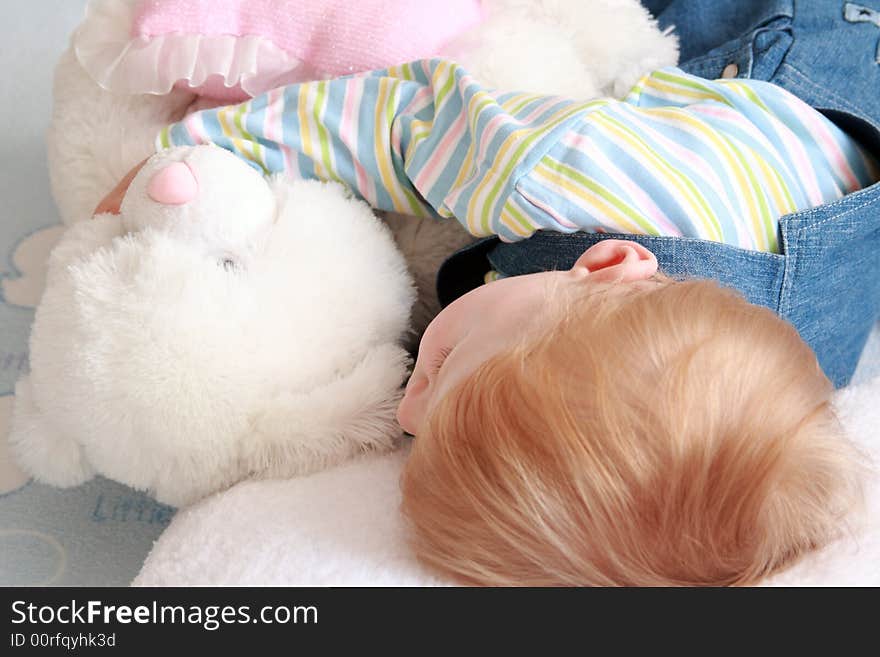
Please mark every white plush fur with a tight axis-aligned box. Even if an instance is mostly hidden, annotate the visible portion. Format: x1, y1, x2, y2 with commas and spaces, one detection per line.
48, 48, 194, 226
447, 0, 679, 99
11, 145, 415, 506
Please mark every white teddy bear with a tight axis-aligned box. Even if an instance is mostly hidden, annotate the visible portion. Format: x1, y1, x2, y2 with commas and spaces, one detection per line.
49, 0, 678, 340
12, 0, 678, 508
10, 145, 415, 506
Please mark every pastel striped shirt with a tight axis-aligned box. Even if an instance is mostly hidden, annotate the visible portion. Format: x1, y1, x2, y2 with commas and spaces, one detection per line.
157, 61, 877, 252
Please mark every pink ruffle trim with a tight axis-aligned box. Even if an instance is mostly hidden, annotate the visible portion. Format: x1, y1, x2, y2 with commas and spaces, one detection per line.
74, 0, 319, 100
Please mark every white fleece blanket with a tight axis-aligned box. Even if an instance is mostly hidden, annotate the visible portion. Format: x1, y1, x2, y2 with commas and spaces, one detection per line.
134, 372, 880, 586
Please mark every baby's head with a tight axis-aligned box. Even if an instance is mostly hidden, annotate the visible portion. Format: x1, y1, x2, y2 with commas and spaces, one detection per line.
399, 240, 862, 586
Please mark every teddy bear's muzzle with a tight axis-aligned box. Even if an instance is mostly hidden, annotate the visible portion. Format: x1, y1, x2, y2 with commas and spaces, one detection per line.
147, 161, 199, 205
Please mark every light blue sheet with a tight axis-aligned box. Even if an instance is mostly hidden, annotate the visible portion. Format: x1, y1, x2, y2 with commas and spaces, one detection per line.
0, 0, 173, 587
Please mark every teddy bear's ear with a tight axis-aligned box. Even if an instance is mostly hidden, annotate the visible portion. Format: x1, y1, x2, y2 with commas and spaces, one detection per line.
46, 214, 125, 284
8, 376, 95, 488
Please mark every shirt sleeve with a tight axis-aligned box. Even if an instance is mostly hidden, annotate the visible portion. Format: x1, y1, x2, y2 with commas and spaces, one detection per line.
510, 67, 877, 251
157, 63, 447, 217
158, 63, 875, 248
156, 59, 599, 236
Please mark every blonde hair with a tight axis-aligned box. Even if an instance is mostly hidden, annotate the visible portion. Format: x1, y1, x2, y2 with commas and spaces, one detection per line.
401, 278, 863, 586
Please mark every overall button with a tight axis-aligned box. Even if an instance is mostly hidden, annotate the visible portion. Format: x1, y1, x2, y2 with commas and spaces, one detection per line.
721, 63, 739, 79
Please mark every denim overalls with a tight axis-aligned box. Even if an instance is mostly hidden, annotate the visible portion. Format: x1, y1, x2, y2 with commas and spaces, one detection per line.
436, 0, 880, 387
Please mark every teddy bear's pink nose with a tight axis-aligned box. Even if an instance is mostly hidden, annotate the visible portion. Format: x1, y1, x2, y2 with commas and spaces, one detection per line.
146, 161, 198, 205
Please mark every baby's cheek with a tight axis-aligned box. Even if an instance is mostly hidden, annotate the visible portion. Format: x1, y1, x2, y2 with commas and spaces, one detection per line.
396, 382, 426, 435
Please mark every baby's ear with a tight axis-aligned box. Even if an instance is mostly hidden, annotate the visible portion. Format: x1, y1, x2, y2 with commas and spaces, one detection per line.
572, 239, 658, 283
8, 377, 95, 488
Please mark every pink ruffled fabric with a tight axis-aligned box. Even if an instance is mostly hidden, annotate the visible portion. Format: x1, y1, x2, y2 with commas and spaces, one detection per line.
135, 0, 485, 77
74, 0, 484, 100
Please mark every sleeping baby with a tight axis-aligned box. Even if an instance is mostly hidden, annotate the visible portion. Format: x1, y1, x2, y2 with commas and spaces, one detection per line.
96, 59, 874, 586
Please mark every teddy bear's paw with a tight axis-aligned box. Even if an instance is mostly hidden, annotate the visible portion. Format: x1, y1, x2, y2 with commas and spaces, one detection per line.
8, 378, 95, 488
246, 342, 412, 481
0, 396, 30, 494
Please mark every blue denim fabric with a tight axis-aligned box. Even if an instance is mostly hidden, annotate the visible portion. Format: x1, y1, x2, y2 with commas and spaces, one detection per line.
436, 0, 880, 388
